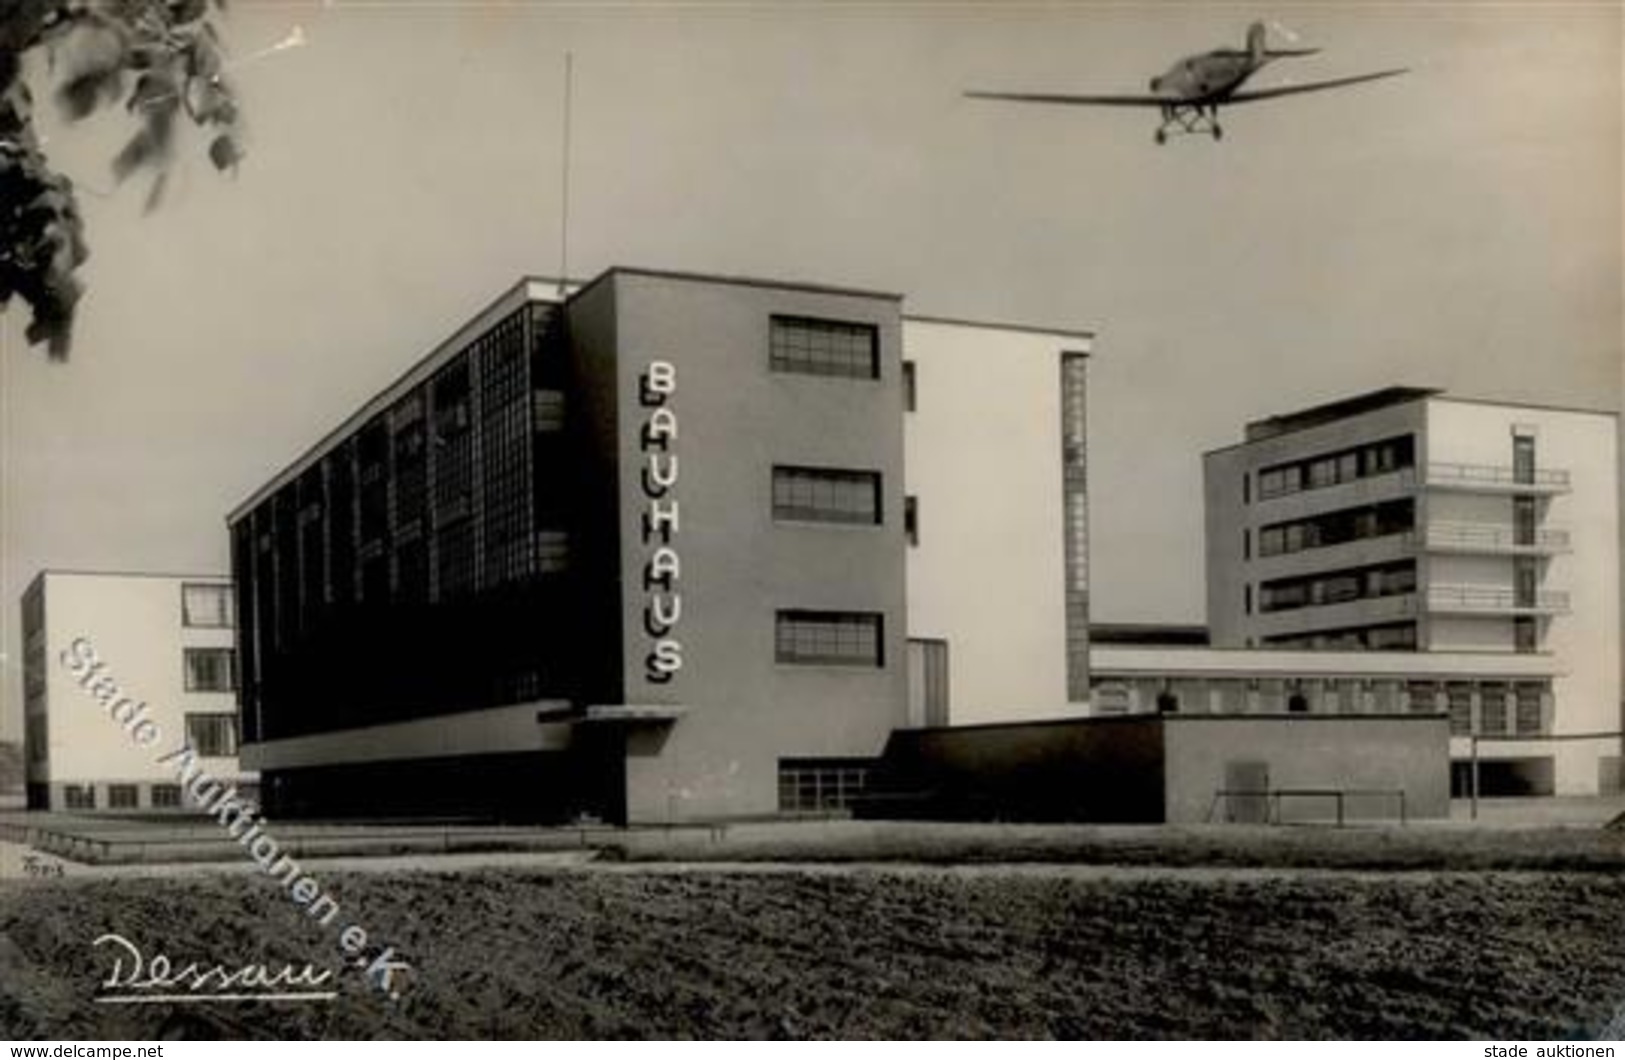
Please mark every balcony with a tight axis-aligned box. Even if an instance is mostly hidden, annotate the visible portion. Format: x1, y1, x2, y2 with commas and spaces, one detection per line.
1425, 585, 1570, 615
1425, 462, 1570, 495
1422, 522, 1571, 556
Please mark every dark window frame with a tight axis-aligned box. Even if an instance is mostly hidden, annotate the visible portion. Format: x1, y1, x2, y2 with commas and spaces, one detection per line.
769, 315, 880, 380
775, 610, 885, 667
183, 647, 237, 693
771, 465, 883, 526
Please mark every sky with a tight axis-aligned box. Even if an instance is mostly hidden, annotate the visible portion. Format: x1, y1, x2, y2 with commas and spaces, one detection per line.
0, 1, 1619, 740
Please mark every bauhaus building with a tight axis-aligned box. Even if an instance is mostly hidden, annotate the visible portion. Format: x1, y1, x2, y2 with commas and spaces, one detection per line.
228, 268, 1092, 822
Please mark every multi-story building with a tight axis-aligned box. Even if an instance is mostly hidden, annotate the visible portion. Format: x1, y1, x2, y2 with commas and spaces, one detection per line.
227, 268, 1096, 824
1202, 387, 1621, 795
902, 318, 1093, 727
21, 571, 254, 811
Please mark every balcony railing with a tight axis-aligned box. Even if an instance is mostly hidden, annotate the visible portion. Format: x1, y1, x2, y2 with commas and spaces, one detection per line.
1423, 523, 1571, 554
1426, 462, 1570, 492
1425, 585, 1570, 613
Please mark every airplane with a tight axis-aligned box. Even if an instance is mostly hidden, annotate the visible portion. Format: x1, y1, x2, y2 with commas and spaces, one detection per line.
965, 22, 1407, 144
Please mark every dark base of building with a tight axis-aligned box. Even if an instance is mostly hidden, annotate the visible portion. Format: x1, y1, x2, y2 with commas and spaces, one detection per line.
860, 714, 1451, 824
1450, 757, 1556, 798
259, 750, 626, 825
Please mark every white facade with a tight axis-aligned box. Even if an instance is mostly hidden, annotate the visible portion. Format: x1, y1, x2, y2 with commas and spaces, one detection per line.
1423, 397, 1621, 793
901, 317, 1092, 726
21, 571, 255, 812
1201, 390, 1621, 795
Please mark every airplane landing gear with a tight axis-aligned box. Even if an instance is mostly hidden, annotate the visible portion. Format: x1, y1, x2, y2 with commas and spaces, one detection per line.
1154, 103, 1224, 145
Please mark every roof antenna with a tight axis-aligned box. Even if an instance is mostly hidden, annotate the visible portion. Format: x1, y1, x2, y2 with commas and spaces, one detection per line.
557, 50, 573, 299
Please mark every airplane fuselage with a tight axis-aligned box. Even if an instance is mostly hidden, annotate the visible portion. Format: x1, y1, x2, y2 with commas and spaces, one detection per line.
1150, 49, 1264, 104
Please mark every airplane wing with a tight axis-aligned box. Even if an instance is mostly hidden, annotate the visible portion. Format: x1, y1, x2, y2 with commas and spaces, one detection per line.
1225, 68, 1408, 103
963, 90, 1168, 108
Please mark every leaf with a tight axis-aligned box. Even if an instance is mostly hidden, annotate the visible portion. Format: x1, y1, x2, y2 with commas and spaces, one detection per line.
111, 127, 157, 180
127, 70, 178, 113
207, 132, 240, 172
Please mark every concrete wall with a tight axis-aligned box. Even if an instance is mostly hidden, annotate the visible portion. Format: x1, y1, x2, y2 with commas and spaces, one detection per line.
1204, 400, 1426, 648
604, 272, 910, 822
29, 572, 253, 810
902, 319, 1085, 723
1161, 715, 1450, 823
866, 718, 1166, 823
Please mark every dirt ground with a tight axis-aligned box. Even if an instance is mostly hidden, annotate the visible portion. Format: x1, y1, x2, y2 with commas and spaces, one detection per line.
5, 866, 1625, 1039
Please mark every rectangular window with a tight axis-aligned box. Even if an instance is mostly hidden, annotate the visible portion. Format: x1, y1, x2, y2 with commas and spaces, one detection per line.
1479, 684, 1508, 735
778, 758, 874, 814
534, 389, 566, 432
64, 784, 95, 810
182, 583, 233, 628
535, 530, 569, 573
902, 360, 917, 411
1514, 683, 1544, 734
1513, 434, 1536, 485
772, 466, 882, 525
1242, 474, 1250, 505
776, 610, 884, 667
770, 316, 879, 380
1513, 496, 1537, 546
186, 713, 239, 757
151, 784, 183, 809
184, 647, 236, 692
108, 784, 139, 809
1446, 683, 1473, 735
904, 495, 919, 547
1513, 616, 1537, 653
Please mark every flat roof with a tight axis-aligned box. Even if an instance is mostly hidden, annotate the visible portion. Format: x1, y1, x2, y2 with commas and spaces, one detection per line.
227, 267, 1095, 523
904, 313, 1095, 343
1243, 386, 1440, 441
1205, 385, 1620, 458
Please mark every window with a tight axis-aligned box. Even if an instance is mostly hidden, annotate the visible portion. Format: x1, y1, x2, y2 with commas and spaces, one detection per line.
778, 759, 874, 814
1513, 496, 1537, 546
902, 360, 917, 411
1514, 616, 1537, 653
1446, 683, 1473, 735
1242, 474, 1250, 505
64, 784, 95, 810
772, 466, 882, 525
776, 610, 884, 667
770, 316, 879, 379
1512, 434, 1536, 485
182, 583, 233, 627
184, 648, 236, 692
904, 495, 919, 547
108, 784, 138, 809
534, 390, 566, 432
186, 713, 239, 757
1514, 683, 1544, 735
151, 784, 183, 808
1479, 684, 1508, 735
536, 530, 570, 573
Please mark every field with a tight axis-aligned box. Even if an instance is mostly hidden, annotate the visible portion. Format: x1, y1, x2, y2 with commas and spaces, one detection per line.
6, 863, 1625, 1039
